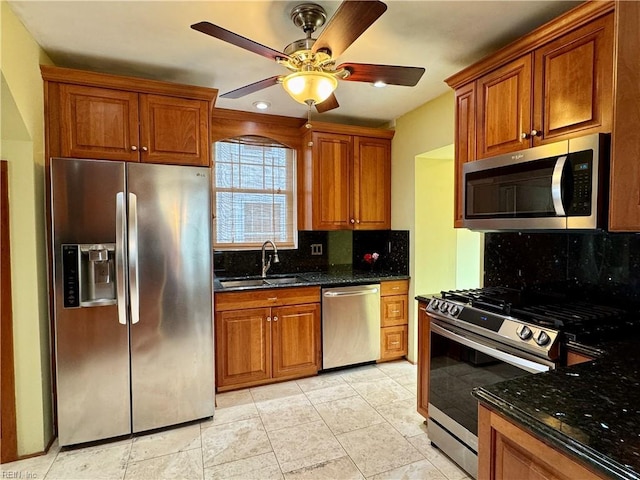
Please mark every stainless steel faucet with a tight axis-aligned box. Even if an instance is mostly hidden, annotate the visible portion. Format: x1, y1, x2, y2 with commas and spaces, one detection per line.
261, 240, 280, 278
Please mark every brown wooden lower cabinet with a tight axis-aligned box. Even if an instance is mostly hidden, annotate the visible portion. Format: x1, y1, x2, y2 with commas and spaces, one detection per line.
214, 287, 321, 392
417, 301, 430, 418
380, 325, 407, 360
566, 349, 595, 366
478, 405, 605, 480
379, 280, 409, 362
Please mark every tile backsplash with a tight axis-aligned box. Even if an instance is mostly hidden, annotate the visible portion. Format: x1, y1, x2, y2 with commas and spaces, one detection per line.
485, 231, 640, 311
214, 230, 409, 278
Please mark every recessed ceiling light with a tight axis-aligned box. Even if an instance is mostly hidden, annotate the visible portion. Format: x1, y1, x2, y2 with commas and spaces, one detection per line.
372, 81, 387, 88
252, 101, 271, 110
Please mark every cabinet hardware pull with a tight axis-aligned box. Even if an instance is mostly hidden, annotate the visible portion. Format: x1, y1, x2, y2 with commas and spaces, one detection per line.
350, 218, 355, 224
390, 341, 400, 345
391, 310, 400, 314
268, 297, 277, 301
273, 316, 278, 321
141, 146, 148, 152
520, 132, 529, 140
531, 129, 541, 137
392, 286, 399, 290
356, 219, 360, 224
267, 316, 271, 322
131, 145, 138, 151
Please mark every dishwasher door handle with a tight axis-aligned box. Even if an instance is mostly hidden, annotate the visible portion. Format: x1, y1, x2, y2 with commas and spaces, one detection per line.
324, 288, 379, 298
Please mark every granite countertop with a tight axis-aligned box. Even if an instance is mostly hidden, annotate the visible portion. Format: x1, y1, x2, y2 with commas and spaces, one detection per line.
474, 339, 640, 480
214, 268, 410, 292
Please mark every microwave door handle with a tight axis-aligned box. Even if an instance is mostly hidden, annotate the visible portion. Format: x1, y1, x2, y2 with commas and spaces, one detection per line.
552, 155, 568, 216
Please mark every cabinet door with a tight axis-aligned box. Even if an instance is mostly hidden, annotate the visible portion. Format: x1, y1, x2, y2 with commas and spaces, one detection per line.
215, 308, 271, 390
417, 302, 430, 418
454, 83, 476, 227
476, 55, 533, 159
272, 303, 320, 379
139, 95, 210, 166
381, 295, 408, 327
353, 137, 391, 230
380, 325, 408, 360
533, 14, 613, 145
480, 406, 603, 480
60, 84, 140, 161
310, 133, 353, 230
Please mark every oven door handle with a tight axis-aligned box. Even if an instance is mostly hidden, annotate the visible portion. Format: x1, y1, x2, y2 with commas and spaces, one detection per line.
431, 323, 551, 374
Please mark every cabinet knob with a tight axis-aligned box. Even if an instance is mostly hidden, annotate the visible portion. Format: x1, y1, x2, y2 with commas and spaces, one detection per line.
267, 316, 271, 322
520, 132, 530, 140
356, 219, 360, 224
273, 316, 278, 322
131, 145, 138, 151
141, 146, 148, 152
531, 129, 541, 137
350, 218, 355, 224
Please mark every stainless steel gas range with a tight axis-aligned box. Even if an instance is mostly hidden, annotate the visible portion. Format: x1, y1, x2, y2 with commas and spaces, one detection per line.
423, 287, 627, 479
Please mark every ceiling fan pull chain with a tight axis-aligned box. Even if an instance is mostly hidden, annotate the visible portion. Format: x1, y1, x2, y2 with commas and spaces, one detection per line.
306, 103, 313, 130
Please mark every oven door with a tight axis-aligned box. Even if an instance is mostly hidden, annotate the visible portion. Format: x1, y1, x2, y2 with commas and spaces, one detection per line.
428, 318, 554, 479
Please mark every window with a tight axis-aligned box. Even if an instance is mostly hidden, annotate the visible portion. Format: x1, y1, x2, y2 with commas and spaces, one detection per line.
213, 136, 297, 250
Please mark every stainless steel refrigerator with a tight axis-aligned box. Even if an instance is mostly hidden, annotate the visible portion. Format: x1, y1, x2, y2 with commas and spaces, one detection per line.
50, 157, 214, 446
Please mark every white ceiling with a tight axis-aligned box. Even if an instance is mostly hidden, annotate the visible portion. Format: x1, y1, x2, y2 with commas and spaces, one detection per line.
8, 0, 580, 127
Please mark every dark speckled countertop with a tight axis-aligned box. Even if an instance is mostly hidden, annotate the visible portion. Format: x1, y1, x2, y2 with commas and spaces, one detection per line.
474, 339, 640, 480
214, 268, 409, 292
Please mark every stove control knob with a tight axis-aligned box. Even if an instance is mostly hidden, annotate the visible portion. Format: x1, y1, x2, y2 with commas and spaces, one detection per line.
449, 305, 460, 316
535, 330, 550, 346
517, 325, 533, 341
431, 299, 440, 310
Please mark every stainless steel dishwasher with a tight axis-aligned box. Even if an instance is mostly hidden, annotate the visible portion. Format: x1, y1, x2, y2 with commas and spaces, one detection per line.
322, 284, 381, 370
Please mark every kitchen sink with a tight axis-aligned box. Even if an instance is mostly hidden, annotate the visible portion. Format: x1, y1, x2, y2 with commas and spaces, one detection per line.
219, 276, 306, 288
219, 279, 268, 288
265, 276, 305, 285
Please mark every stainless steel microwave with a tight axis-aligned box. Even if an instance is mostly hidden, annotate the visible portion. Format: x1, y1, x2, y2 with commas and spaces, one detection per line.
463, 133, 609, 231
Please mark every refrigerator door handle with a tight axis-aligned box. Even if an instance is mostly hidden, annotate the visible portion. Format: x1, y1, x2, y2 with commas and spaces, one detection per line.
128, 192, 140, 325
116, 192, 127, 325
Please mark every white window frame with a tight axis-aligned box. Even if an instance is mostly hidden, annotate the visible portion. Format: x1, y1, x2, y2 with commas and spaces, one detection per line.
213, 136, 297, 250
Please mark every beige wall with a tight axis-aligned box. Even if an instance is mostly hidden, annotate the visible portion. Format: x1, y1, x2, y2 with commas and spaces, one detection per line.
392, 92, 482, 362
1, 0, 54, 456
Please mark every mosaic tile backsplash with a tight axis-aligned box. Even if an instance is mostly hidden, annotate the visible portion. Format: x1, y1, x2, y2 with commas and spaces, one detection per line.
484, 231, 640, 311
214, 230, 409, 278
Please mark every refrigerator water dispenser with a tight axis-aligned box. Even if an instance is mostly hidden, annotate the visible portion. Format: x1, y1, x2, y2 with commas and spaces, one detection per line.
62, 243, 117, 307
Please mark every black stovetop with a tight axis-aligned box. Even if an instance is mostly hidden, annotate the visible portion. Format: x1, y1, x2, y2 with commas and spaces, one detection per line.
440, 286, 635, 343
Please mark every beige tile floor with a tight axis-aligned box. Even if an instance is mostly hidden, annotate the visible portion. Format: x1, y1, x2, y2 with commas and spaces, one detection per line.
1, 360, 471, 480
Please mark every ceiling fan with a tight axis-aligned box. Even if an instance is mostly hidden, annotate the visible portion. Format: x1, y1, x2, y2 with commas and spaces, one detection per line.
191, 1, 426, 113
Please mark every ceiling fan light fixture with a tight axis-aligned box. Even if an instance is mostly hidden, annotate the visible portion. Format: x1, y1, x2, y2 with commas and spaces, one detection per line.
282, 71, 338, 105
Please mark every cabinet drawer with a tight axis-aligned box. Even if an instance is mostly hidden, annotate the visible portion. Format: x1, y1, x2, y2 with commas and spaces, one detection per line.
215, 286, 321, 312
380, 280, 409, 296
381, 295, 408, 327
380, 325, 408, 360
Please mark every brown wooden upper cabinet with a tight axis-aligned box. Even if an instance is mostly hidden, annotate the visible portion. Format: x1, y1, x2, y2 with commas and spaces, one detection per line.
446, 2, 617, 228
299, 122, 394, 231
42, 66, 217, 167
476, 14, 613, 160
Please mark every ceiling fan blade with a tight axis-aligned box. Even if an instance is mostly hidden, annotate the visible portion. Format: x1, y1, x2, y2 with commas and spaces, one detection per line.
312, 1, 387, 57
315, 93, 340, 113
220, 76, 281, 99
191, 22, 290, 62
339, 63, 425, 86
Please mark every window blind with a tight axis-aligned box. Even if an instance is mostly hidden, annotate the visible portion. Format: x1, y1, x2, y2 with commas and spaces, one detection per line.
213, 136, 297, 250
